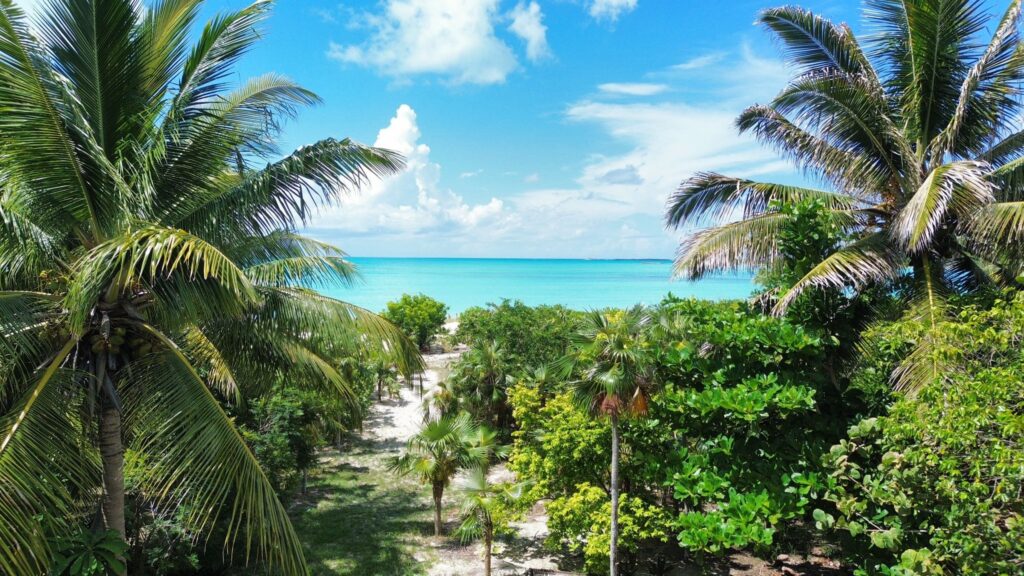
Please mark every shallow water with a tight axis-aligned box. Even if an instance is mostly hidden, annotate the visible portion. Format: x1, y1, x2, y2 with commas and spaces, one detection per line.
318, 257, 757, 314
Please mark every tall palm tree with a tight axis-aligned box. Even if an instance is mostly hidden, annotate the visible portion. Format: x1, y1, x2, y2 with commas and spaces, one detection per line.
562, 306, 655, 576
0, 1, 420, 573
666, 0, 1024, 391
389, 412, 489, 536
453, 467, 524, 576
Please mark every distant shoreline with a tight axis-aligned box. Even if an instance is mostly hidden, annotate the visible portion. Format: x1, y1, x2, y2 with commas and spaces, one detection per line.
346, 256, 674, 263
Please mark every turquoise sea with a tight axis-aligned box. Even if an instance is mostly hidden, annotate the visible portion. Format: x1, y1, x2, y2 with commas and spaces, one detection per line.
320, 258, 757, 314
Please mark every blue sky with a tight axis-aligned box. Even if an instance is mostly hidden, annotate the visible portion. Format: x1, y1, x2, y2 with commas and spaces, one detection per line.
14, 0, 877, 257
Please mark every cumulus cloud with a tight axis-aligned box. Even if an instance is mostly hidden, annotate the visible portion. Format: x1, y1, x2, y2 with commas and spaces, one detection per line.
310, 105, 510, 248
598, 82, 668, 96
328, 0, 518, 85
588, 0, 638, 21
508, 1, 550, 62
311, 49, 794, 258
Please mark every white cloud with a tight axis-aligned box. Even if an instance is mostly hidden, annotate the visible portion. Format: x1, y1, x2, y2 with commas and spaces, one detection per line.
312, 49, 795, 258
671, 53, 725, 71
459, 169, 484, 179
588, 0, 638, 21
508, 1, 550, 62
598, 82, 668, 96
328, 0, 518, 85
310, 105, 510, 244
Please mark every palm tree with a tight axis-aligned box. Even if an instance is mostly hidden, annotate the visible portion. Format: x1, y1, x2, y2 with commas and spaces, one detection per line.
666, 0, 1024, 391
447, 341, 512, 428
0, 1, 421, 573
562, 306, 655, 576
389, 412, 489, 536
453, 467, 524, 576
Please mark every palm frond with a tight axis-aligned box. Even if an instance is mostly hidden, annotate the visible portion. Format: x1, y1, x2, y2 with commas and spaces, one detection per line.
672, 212, 791, 279
65, 226, 257, 332
139, 0, 203, 100
154, 74, 321, 209
893, 160, 995, 252
0, 2, 105, 240
38, 0, 145, 158
0, 340, 97, 576
181, 325, 240, 405
865, 0, 988, 144
245, 255, 357, 288
666, 171, 859, 228
736, 105, 890, 192
173, 0, 271, 111
774, 233, 904, 313
171, 138, 404, 238
254, 288, 423, 375
124, 333, 306, 575
759, 6, 875, 78
930, 0, 1024, 161
0, 198, 66, 288
771, 70, 912, 189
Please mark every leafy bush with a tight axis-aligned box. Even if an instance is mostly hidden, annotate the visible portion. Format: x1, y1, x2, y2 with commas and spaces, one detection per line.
50, 530, 128, 576
547, 483, 673, 575
381, 294, 449, 350
455, 300, 581, 369
241, 388, 321, 497
507, 382, 609, 502
817, 293, 1024, 575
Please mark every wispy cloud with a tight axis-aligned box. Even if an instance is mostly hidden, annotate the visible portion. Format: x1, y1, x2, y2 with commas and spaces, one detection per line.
598, 82, 668, 96
671, 52, 725, 71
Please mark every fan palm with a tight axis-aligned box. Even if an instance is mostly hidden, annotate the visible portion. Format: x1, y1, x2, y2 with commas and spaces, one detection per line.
0, 0, 421, 573
453, 467, 524, 576
666, 0, 1024, 391
447, 341, 512, 428
561, 306, 655, 576
388, 412, 490, 536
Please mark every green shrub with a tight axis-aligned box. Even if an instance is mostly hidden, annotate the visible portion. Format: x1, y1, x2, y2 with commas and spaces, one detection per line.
242, 388, 321, 497
382, 293, 449, 350
651, 298, 840, 555
818, 293, 1024, 575
546, 483, 673, 575
455, 300, 581, 369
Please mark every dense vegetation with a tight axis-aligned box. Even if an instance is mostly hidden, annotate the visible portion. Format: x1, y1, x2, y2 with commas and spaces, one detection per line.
3, 0, 1024, 575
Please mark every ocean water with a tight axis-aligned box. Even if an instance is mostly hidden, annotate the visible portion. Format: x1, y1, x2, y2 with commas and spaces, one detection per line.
319, 258, 757, 314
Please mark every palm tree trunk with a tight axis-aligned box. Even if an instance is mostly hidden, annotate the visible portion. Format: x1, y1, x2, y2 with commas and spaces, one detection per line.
432, 482, 444, 536
609, 413, 620, 576
484, 528, 493, 576
100, 402, 126, 539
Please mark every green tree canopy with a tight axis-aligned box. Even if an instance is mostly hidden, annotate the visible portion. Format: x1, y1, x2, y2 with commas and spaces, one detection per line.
382, 293, 449, 350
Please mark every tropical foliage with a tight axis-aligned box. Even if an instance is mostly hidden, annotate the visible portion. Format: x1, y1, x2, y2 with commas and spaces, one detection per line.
453, 467, 523, 576
666, 0, 1024, 392
0, 0, 420, 573
382, 293, 450, 350
818, 291, 1024, 575
389, 412, 493, 536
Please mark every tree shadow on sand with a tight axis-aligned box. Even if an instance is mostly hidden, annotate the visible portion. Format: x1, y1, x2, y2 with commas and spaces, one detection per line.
291, 443, 437, 576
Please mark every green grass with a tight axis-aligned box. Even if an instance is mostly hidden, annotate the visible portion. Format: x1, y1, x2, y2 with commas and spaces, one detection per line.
290, 437, 437, 575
